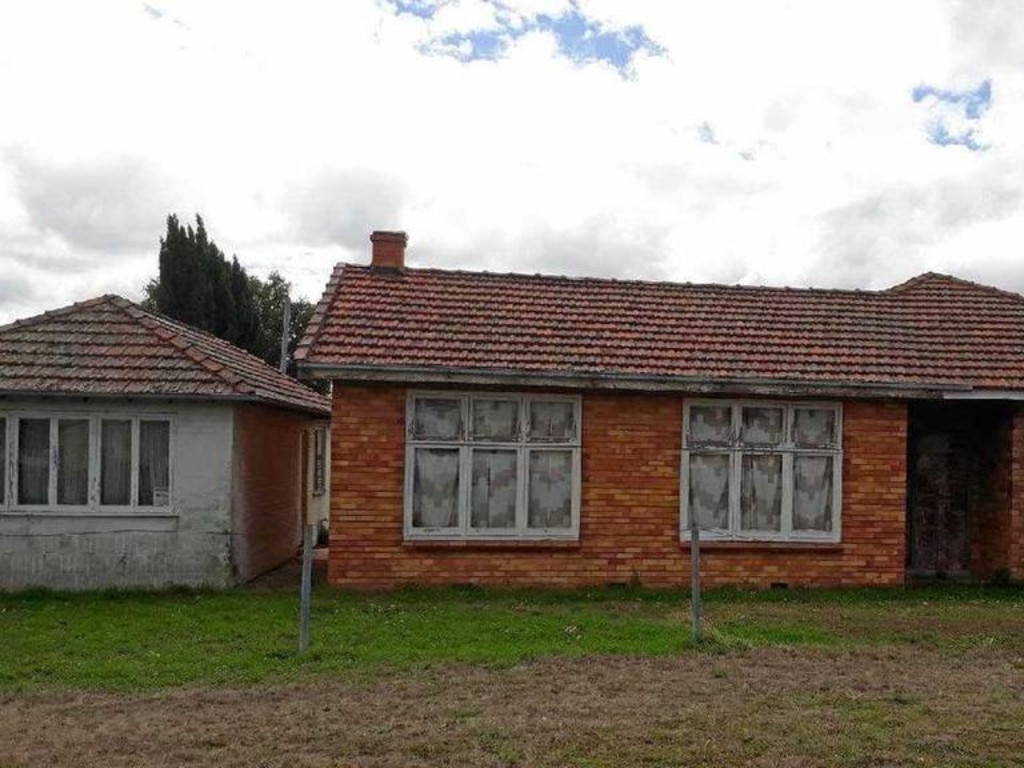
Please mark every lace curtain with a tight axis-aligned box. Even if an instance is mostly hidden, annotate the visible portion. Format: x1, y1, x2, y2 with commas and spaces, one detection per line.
412, 448, 459, 527
528, 402, 575, 442
470, 450, 517, 528
740, 454, 782, 531
528, 450, 572, 528
689, 453, 729, 528
794, 455, 833, 531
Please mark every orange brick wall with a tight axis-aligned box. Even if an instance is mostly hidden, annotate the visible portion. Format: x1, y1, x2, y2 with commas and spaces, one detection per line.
231, 404, 307, 582
328, 386, 908, 588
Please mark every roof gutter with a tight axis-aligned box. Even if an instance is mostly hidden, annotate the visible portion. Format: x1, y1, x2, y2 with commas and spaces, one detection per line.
0, 389, 331, 417
297, 362, 972, 400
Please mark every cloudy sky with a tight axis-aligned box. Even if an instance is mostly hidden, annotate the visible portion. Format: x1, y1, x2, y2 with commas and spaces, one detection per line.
1, 0, 1022, 323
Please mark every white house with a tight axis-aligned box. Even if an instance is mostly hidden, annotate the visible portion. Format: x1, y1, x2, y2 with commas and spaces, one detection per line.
0, 295, 331, 590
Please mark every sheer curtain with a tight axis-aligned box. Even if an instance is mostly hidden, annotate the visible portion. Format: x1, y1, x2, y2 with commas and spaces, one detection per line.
528, 402, 575, 442
101, 420, 132, 505
138, 421, 170, 506
793, 456, 833, 531
412, 448, 459, 527
740, 454, 782, 532
527, 450, 572, 529
689, 453, 730, 529
18, 419, 50, 505
470, 449, 517, 528
57, 419, 89, 505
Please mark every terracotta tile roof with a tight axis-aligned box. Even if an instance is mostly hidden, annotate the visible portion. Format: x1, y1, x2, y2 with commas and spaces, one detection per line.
0, 295, 330, 415
295, 266, 1024, 393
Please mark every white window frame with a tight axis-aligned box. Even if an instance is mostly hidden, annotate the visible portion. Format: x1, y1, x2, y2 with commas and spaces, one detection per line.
404, 391, 582, 541
0, 412, 174, 515
680, 400, 842, 543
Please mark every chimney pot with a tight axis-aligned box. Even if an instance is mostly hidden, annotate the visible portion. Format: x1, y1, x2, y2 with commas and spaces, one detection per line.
370, 230, 408, 269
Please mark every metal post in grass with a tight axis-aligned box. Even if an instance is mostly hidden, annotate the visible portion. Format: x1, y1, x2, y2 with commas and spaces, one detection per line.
299, 521, 314, 653
690, 517, 702, 643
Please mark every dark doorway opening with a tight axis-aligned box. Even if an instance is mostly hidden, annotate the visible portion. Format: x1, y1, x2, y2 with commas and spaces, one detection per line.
906, 401, 1013, 580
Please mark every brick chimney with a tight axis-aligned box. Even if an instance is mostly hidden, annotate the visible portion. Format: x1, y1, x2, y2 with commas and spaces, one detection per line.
370, 230, 408, 269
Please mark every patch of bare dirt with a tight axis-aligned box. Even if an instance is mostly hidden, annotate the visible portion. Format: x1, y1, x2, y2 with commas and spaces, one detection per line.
2, 647, 1022, 767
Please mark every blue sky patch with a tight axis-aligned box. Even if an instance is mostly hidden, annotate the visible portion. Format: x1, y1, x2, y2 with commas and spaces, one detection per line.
912, 80, 991, 118
912, 79, 991, 151
533, 8, 662, 72
390, 0, 663, 75
390, 0, 439, 20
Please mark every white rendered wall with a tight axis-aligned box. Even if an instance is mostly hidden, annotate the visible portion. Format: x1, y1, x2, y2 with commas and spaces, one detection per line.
0, 398, 235, 590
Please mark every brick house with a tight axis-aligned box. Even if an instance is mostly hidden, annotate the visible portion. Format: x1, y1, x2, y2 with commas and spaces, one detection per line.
296, 231, 1024, 588
0, 295, 331, 590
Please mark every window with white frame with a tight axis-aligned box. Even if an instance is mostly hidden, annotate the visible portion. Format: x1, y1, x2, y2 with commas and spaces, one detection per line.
405, 393, 581, 539
681, 401, 842, 541
1, 414, 172, 512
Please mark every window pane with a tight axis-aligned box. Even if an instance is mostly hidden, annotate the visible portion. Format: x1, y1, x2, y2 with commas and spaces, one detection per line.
0, 417, 5, 505
528, 401, 576, 443
470, 449, 517, 528
411, 448, 459, 528
794, 455, 834, 532
412, 398, 461, 441
57, 419, 90, 506
101, 420, 132, 506
528, 450, 573, 529
18, 419, 49, 505
139, 420, 170, 507
471, 399, 519, 442
792, 408, 836, 448
740, 407, 784, 445
688, 453, 730, 529
740, 454, 782, 532
688, 405, 732, 446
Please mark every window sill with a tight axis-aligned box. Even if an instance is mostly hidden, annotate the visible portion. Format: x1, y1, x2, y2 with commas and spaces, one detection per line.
679, 540, 843, 553
0, 509, 177, 518
403, 539, 581, 552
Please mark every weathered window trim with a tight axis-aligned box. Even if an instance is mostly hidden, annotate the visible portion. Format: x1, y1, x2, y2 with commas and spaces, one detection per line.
312, 426, 328, 497
0, 412, 175, 516
680, 400, 843, 543
404, 391, 582, 541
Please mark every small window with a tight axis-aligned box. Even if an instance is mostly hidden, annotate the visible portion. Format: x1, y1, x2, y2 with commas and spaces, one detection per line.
18, 418, 50, 505
138, 420, 170, 507
312, 427, 327, 497
406, 393, 581, 540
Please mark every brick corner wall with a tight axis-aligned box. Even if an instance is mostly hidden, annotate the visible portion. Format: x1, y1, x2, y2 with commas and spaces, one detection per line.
231, 404, 308, 583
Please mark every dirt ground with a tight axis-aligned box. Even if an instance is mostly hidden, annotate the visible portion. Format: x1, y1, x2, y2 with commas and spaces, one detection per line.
3, 646, 1022, 768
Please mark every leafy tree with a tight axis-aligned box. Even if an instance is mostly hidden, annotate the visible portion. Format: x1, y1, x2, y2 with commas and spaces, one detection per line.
142, 214, 324, 392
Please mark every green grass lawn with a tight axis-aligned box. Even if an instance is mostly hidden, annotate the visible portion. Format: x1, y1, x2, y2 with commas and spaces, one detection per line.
2, 583, 1023, 692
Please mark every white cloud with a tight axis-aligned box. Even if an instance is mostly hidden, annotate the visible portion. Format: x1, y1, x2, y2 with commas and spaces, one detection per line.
0, 0, 1023, 324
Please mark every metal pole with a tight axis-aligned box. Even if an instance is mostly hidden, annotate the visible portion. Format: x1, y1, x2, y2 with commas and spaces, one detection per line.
299, 522, 314, 653
279, 296, 291, 373
690, 517, 702, 643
